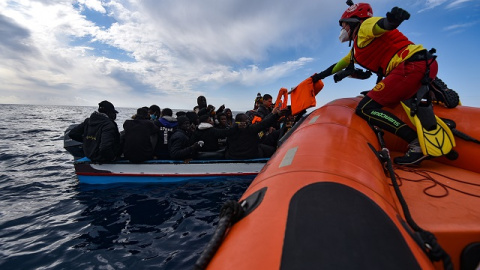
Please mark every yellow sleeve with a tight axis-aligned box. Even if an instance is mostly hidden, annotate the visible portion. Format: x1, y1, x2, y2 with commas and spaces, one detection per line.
332, 56, 350, 74
357, 17, 384, 48
373, 23, 388, 36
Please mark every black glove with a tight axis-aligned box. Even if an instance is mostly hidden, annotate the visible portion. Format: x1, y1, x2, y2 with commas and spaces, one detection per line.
333, 68, 355, 83
350, 69, 372, 80
311, 63, 336, 83
333, 68, 372, 83
386, 7, 410, 25
311, 73, 325, 83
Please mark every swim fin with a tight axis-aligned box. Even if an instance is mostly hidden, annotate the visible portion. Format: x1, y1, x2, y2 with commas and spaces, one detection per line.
401, 101, 456, 157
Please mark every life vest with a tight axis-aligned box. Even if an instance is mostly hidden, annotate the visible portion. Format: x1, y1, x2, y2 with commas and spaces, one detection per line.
290, 78, 324, 115
275, 88, 288, 110
251, 115, 262, 124
353, 29, 412, 76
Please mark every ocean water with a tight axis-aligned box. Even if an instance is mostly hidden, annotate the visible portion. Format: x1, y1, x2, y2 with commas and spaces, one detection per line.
0, 104, 251, 269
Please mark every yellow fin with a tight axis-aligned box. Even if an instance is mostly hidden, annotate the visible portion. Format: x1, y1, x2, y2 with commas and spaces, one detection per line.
401, 102, 456, 156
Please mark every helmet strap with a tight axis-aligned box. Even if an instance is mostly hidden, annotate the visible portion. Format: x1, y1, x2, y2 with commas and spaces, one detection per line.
347, 22, 359, 47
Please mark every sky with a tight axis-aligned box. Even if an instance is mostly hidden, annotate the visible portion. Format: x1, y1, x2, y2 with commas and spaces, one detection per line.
0, 0, 479, 112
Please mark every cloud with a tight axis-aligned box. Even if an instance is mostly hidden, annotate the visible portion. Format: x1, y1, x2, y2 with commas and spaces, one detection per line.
442, 20, 478, 36
0, 14, 37, 57
419, 0, 474, 12
1, 0, 339, 108
78, 0, 106, 14
446, 0, 474, 9
443, 21, 477, 31
9, 1, 458, 109
137, 1, 331, 64
424, 0, 448, 9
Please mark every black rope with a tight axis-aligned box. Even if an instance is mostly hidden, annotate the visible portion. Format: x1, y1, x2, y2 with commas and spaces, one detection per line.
369, 125, 453, 270
194, 200, 245, 270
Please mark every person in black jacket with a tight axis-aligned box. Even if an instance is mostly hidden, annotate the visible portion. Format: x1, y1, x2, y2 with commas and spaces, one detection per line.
255, 94, 273, 120
68, 100, 121, 162
225, 106, 281, 160
192, 114, 237, 153
123, 107, 159, 162
168, 116, 201, 160
153, 108, 178, 159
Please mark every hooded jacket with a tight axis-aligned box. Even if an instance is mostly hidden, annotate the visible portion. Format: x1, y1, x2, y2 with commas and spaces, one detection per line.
123, 117, 159, 162
69, 111, 121, 162
192, 123, 237, 152
154, 116, 178, 159
225, 113, 279, 159
168, 129, 195, 160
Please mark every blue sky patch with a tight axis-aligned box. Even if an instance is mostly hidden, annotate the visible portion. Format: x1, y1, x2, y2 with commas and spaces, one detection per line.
77, 3, 117, 29
70, 36, 136, 62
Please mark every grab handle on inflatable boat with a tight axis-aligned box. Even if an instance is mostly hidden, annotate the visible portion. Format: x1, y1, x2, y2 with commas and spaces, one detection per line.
194, 187, 268, 269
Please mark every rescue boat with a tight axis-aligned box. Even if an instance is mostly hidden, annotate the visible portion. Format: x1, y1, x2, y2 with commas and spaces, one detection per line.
196, 97, 480, 270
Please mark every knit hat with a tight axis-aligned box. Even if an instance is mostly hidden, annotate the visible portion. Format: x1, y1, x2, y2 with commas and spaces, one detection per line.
98, 100, 118, 113
135, 107, 149, 119
198, 114, 210, 123
177, 116, 190, 126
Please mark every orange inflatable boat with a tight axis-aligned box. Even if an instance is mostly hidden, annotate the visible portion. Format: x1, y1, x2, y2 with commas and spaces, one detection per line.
196, 97, 480, 270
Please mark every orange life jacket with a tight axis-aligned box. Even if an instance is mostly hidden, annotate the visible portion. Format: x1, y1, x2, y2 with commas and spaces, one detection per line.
290, 78, 324, 115
275, 88, 288, 110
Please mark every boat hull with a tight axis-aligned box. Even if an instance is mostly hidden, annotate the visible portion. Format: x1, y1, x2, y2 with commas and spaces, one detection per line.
205, 97, 480, 270
74, 159, 268, 184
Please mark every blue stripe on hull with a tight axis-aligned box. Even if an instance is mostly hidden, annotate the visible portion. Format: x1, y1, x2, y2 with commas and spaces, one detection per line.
77, 175, 256, 184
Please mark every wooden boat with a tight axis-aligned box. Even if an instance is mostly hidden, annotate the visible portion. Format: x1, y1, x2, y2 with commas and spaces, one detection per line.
73, 157, 268, 184
197, 97, 480, 270
64, 124, 268, 184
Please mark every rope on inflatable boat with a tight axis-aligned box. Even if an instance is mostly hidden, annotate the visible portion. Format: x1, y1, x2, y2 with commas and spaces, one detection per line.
194, 200, 244, 270
369, 126, 454, 270
394, 166, 480, 198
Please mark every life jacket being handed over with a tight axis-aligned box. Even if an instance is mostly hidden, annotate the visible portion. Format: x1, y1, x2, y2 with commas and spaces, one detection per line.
353, 29, 412, 76
290, 78, 324, 115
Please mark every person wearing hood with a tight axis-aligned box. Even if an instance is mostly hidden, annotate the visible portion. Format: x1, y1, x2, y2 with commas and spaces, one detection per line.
68, 100, 121, 162
226, 106, 282, 160
154, 108, 178, 159
192, 114, 237, 153
223, 108, 234, 127
148, 105, 161, 121
196, 95, 225, 118
168, 116, 201, 160
122, 107, 159, 163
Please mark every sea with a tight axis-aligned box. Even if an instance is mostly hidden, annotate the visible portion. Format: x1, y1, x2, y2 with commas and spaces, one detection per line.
0, 104, 251, 270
